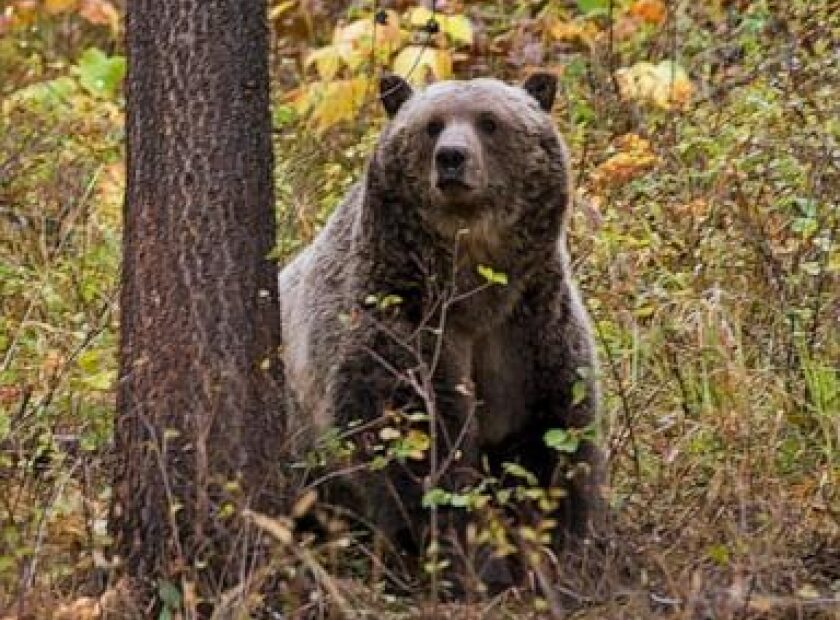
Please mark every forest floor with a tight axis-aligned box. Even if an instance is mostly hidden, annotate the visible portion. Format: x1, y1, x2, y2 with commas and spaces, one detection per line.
1, 1, 838, 618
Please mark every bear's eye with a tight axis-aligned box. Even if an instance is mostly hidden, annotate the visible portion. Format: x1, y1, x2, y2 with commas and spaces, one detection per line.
478, 114, 498, 134
426, 119, 444, 138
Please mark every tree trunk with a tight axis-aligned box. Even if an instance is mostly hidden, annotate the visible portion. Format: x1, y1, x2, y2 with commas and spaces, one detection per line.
113, 0, 283, 607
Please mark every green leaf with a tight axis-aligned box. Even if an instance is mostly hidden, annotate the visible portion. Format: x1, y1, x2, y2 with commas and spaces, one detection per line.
378, 294, 403, 309
76, 48, 126, 99
571, 379, 587, 406
81, 370, 115, 391
4, 77, 79, 110
543, 428, 580, 454
77, 349, 101, 374
449, 492, 471, 508
422, 487, 451, 508
403, 429, 430, 453
707, 543, 730, 566
576, 0, 609, 15
273, 104, 296, 128
477, 264, 508, 285
157, 578, 181, 609
502, 462, 538, 486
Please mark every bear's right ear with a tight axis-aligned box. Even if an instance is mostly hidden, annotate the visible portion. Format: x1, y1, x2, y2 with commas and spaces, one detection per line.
379, 74, 413, 118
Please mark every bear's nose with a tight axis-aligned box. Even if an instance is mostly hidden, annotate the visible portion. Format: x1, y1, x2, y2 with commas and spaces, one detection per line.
435, 147, 467, 178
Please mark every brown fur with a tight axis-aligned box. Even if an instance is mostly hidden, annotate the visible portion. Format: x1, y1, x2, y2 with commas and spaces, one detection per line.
279, 74, 604, 580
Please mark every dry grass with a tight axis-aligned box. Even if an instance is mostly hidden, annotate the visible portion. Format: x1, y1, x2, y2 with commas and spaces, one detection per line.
1, 0, 838, 618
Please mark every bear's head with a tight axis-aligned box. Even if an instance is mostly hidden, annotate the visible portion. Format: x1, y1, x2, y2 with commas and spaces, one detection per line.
371, 73, 570, 242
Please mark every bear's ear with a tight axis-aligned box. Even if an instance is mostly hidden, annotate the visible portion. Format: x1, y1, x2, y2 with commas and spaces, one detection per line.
379, 74, 413, 118
522, 71, 558, 112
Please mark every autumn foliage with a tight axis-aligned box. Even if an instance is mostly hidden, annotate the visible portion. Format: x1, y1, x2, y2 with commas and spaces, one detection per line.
1, 0, 838, 618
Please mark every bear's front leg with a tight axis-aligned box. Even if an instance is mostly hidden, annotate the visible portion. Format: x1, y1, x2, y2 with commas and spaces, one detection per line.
326, 320, 480, 568
525, 285, 606, 539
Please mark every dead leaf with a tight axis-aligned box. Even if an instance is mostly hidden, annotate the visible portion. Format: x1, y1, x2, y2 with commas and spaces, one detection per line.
42, 349, 65, 375
291, 489, 318, 519
549, 19, 600, 48
629, 0, 667, 25
242, 509, 293, 545
53, 597, 101, 620
0, 385, 22, 404
94, 161, 124, 226
44, 0, 78, 15
615, 60, 692, 110
796, 583, 821, 599
591, 133, 658, 188
379, 426, 401, 441
9, 1, 39, 28
78, 0, 120, 36
674, 198, 710, 218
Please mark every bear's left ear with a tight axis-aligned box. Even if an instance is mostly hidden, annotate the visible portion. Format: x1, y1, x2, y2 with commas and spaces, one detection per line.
522, 71, 558, 112
379, 73, 413, 118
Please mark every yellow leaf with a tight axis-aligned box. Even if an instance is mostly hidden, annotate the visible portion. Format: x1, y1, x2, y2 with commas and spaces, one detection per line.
44, 0, 78, 14
651, 61, 691, 109
442, 14, 473, 46
268, 0, 296, 20
407, 7, 434, 28
392, 46, 452, 84
335, 17, 373, 47
331, 14, 402, 69
615, 60, 692, 110
305, 45, 341, 81
372, 9, 403, 47
295, 78, 370, 132
407, 8, 473, 46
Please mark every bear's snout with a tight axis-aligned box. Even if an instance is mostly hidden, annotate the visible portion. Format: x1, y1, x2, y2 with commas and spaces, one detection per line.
435, 146, 468, 185
430, 123, 485, 202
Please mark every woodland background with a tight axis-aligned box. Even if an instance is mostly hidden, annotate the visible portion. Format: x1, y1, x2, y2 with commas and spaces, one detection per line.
0, 0, 837, 617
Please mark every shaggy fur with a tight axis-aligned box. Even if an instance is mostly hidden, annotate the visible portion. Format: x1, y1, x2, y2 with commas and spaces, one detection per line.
279, 74, 603, 568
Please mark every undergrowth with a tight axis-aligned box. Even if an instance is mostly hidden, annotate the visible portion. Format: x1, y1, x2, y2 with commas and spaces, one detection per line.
0, 0, 837, 618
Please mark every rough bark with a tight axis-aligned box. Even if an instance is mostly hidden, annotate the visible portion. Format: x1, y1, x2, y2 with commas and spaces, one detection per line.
113, 0, 282, 605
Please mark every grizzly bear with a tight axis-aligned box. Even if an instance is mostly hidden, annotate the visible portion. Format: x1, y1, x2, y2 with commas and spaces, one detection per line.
279, 72, 603, 578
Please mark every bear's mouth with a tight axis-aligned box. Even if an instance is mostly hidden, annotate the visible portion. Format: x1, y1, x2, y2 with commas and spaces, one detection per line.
436, 178, 473, 192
